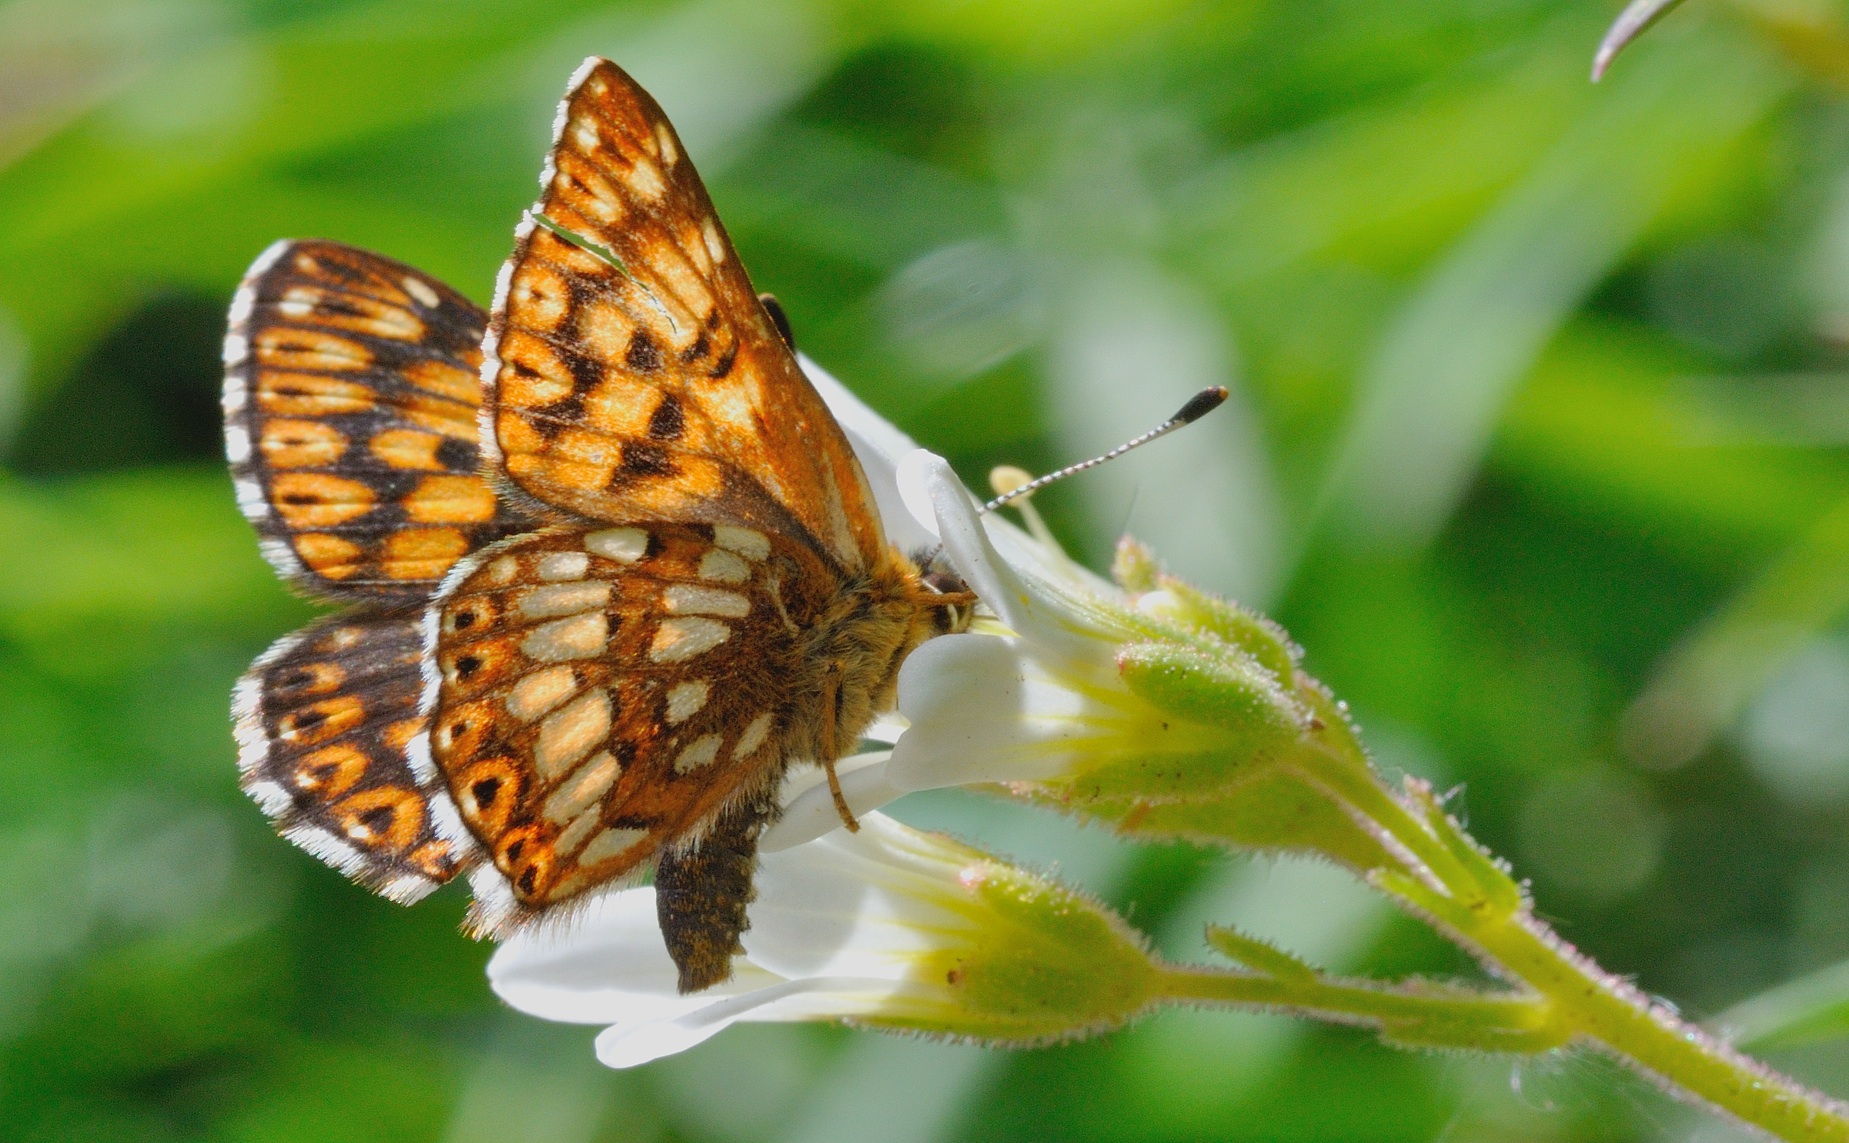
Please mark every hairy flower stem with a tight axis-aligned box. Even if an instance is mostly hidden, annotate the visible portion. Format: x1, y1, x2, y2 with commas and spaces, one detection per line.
1152, 964, 1562, 1051
1296, 728, 1849, 1141
1474, 913, 1849, 1143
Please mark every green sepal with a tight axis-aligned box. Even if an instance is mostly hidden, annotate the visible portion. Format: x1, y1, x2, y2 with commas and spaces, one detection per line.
1002, 769, 1407, 878
1205, 925, 1319, 983
1151, 576, 1299, 681
870, 861, 1159, 1045
1117, 640, 1304, 744
1405, 780, 1525, 918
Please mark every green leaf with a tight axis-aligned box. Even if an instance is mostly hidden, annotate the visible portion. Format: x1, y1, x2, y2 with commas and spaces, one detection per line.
1717, 958, 1849, 1051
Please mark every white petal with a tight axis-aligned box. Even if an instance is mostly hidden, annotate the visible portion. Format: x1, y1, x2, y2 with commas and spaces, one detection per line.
746, 814, 972, 981
593, 977, 906, 1068
488, 889, 778, 1024
764, 752, 906, 853
919, 454, 1123, 662
864, 709, 909, 744
889, 633, 1131, 789
800, 355, 938, 554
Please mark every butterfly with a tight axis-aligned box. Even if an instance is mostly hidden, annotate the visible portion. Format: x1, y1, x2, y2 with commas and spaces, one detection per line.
228, 57, 970, 991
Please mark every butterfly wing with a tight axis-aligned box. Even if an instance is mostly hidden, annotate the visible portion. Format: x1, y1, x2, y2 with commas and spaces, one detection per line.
234, 613, 474, 900
225, 239, 538, 605
423, 523, 838, 946
482, 57, 884, 570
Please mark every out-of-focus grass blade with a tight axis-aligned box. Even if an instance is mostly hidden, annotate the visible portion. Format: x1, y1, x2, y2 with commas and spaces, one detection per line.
1621, 495, 1849, 769
1593, 0, 1690, 81
1717, 957, 1849, 1051
0, 466, 287, 636
1320, 30, 1785, 549
1499, 326, 1849, 565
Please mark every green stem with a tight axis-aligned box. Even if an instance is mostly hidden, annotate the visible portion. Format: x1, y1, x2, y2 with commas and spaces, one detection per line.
1470, 912, 1849, 1143
1152, 963, 1562, 1051
1289, 702, 1849, 1138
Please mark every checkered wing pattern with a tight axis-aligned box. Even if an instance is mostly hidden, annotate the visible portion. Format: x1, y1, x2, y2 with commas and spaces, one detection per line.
481, 58, 885, 571
225, 240, 538, 605
235, 614, 472, 899
423, 523, 842, 963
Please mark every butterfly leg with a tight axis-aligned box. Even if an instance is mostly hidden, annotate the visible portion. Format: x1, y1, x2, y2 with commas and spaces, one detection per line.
818, 665, 861, 833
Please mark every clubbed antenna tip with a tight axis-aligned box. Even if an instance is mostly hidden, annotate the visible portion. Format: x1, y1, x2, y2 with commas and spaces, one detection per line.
982, 385, 1232, 513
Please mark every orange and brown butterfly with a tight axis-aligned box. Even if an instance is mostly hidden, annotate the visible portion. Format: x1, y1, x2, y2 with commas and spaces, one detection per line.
229, 57, 971, 992
226, 240, 538, 902
424, 56, 973, 990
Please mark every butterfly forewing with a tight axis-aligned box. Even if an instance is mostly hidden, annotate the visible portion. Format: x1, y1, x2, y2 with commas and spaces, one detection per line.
482, 58, 883, 570
234, 614, 474, 900
225, 239, 538, 603
424, 522, 831, 932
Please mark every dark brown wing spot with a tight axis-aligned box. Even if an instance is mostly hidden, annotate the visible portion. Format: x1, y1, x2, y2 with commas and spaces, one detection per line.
626, 330, 662, 373
434, 436, 478, 472
616, 442, 675, 480
707, 341, 737, 379
648, 394, 684, 440
472, 775, 502, 806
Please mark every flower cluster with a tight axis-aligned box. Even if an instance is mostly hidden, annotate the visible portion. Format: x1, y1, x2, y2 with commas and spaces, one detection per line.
484, 362, 1849, 1143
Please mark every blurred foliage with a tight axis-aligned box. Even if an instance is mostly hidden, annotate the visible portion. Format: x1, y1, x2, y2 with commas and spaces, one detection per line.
11, 0, 1849, 1139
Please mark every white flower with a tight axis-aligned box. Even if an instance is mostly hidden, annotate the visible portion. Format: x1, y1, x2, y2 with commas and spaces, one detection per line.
768, 363, 1266, 846
488, 812, 1156, 1067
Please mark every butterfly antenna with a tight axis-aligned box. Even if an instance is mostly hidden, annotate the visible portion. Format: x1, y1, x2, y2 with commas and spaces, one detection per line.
981, 386, 1229, 513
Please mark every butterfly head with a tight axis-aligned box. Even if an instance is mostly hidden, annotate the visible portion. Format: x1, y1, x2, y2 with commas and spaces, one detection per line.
912, 552, 978, 636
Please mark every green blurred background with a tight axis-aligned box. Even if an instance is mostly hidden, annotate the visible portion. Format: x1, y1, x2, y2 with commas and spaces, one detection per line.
9, 0, 1849, 1139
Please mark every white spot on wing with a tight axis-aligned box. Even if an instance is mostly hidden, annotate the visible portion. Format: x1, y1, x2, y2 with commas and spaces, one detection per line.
403, 276, 441, 308
543, 750, 620, 823
579, 826, 648, 865
483, 555, 521, 586
664, 680, 709, 724
518, 581, 610, 618
702, 218, 726, 266
522, 612, 609, 661
649, 617, 729, 662
655, 122, 678, 166
712, 526, 770, 561
533, 689, 611, 779
586, 527, 648, 563
698, 548, 749, 583
504, 663, 580, 722
733, 712, 773, 760
628, 157, 667, 201
278, 286, 318, 317
673, 734, 722, 773
537, 551, 589, 581
556, 803, 603, 854
663, 584, 750, 618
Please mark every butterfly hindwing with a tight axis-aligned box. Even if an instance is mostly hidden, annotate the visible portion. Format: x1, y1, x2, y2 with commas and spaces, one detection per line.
482, 57, 884, 570
225, 239, 538, 604
423, 522, 837, 937
234, 613, 475, 900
